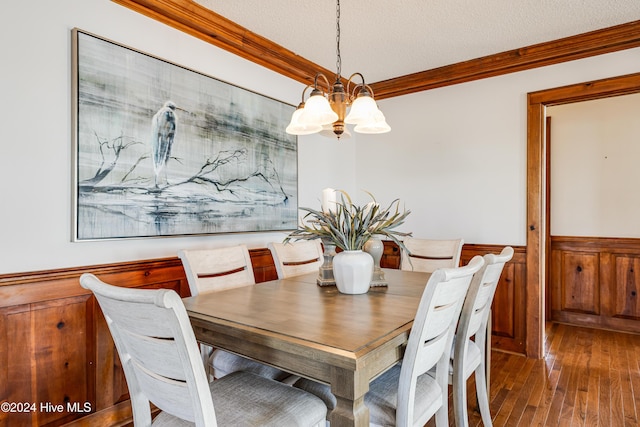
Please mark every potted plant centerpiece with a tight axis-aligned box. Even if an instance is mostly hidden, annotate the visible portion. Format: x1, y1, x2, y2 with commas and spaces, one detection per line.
285, 190, 411, 294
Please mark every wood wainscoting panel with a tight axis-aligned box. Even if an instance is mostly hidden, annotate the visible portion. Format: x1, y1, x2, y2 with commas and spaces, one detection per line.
0, 258, 189, 427
381, 240, 401, 269
249, 247, 278, 283
34, 296, 94, 427
550, 236, 640, 332
0, 295, 94, 427
0, 244, 525, 426
560, 251, 600, 314
491, 262, 516, 339
612, 254, 640, 320
0, 305, 36, 427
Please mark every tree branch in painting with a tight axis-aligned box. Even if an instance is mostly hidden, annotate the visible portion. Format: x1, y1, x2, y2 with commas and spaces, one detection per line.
79, 132, 289, 205
81, 132, 145, 187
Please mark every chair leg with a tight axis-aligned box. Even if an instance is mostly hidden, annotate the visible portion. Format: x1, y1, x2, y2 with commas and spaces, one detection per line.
474, 363, 492, 426
453, 371, 469, 427
200, 344, 214, 382
435, 397, 449, 427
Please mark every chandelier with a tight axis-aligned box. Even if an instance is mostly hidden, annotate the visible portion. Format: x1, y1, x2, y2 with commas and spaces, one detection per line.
285, 0, 390, 139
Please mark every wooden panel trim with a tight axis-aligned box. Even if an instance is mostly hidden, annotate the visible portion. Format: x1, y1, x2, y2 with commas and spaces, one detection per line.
0, 249, 275, 307
371, 20, 640, 99
0, 249, 276, 286
551, 235, 640, 252
526, 99, 545, 359
62, 399, 133, 427
0, 258, 186, 308
111, 0, 640, 100
529, 72, 640, 106
0, 257, 182, 286
461, 243, 526, 257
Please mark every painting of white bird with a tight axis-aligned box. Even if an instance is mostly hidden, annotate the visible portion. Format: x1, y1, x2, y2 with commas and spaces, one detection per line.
151, 101, 177, 187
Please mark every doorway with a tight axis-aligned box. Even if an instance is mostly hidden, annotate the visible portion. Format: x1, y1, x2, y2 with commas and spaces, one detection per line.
525, 72, 640, 358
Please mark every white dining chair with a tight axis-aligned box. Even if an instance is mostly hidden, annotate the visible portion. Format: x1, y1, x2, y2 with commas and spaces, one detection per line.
178, 245, 256, 295
294, 256, 485, 426
268, 240, 324, 278
79, 273, 326, 427
450, 246, 513, 427
401, 237, 464, 273
178, 245, 289, 381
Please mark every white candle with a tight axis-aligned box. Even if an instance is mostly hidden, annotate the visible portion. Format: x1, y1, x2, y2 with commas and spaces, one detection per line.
322, 188, 337, 213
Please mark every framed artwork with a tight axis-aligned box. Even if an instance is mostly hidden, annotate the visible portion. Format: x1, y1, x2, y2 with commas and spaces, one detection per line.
71, 29, 298, 241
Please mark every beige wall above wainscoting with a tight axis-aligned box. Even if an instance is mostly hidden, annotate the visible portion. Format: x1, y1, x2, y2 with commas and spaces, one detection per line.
548, 93, 640, 238
2, 1, 640, 275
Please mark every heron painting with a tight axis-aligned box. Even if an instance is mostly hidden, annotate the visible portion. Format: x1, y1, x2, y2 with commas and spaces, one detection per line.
151, 101, 178, 187
73, 29, 298, 240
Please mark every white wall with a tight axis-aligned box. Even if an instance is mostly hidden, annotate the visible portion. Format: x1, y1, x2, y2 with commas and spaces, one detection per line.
355, 50, 640, 245
0, 0, 356, 274
1, 0, 639, 274
548, 93, 640, 237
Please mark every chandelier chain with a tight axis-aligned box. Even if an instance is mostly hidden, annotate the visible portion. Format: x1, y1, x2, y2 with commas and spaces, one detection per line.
335, 0, 341, 80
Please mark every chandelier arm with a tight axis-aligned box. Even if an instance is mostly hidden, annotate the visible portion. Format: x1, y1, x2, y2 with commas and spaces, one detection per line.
346, 72, 368, 99
363, 84, 375, 98
313, 73, 332, 94
300, 84, 314, 103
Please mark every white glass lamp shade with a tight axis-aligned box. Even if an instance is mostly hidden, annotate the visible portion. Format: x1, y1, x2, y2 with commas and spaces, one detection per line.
354, 109, 391, 134
345, 94, 378, 125
298, 93, 339, 126
286, 107, 322, 135
319, 123, 352, 139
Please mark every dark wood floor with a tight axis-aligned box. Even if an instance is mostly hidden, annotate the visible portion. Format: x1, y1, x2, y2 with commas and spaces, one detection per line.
428, 322, 640, 426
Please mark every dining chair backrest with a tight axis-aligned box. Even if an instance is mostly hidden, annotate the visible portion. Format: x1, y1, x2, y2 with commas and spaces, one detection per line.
401, 237, 464, 273
79, 273, 216, 426
458, 246, 514, 354
268, 240, 324, 279
397, 255, 484, 426
178, 245, 256, 296
451, 246, 513, 427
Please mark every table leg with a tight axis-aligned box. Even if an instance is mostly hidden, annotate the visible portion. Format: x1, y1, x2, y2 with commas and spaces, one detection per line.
328, 367, 370, 427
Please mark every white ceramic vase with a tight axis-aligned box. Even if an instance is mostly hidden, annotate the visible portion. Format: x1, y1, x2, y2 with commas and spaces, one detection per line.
333, 250, 373, 294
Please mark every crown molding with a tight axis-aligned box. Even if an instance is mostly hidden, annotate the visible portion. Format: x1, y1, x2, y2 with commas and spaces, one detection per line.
111, 0, 334, 88
371, 20, 640, 99
113, 0, 640, 100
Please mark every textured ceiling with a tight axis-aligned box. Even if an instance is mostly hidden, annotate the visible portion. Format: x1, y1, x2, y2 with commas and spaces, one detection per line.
195, 0, 640, 83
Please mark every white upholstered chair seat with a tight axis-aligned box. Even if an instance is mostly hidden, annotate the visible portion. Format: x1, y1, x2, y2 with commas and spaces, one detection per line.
448, 337, 482, 380
295, 365, 444, 427
210, 350, 291, 381
366, 365, 442, 427
153, 370, 326, 427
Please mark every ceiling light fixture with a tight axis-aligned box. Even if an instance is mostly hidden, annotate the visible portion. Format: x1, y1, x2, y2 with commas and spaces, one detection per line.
285, 0, 390, 139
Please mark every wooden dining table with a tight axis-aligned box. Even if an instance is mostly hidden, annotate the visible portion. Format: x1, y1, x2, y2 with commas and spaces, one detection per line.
183, 268, 431, 427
